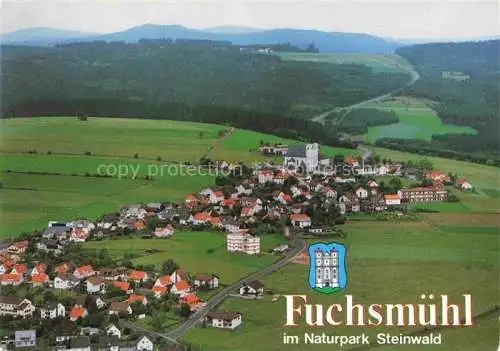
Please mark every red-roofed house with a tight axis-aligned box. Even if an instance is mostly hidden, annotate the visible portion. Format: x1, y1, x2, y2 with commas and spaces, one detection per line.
181, 293, 200, 309
31, 273, 49, 287
170, 269, 187, 284
384, 194, 401, 206
222, 199, 237, 209
70, 306, 87, 321
154, 275, 171, 288
425, 171, 451, 183
209, 217, 221, 227
289, 214, 312, 228
73, 265, 95, 280
455, 178, 473, 190
127, 294, 148, 306
0, 273, 23, 286
171, 281, 191, 297
31, 263, 46, 276
151, 286, 168, 298
112, 281, 133, 294
190, 212, 211, 225
11, 264, 27, 276
55, 262, 72, 274
69, 228, 88, 243
276, 192, 291, 205
129, 271, 148, 282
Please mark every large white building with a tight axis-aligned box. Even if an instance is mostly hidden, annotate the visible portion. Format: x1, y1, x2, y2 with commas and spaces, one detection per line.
227, 233, 260, 255
314, 248, 339, 288
284, 143, 319, 173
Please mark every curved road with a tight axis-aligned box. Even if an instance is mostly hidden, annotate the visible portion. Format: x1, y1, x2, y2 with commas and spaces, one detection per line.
166, 234, 306, 340
311, 56, 420, 123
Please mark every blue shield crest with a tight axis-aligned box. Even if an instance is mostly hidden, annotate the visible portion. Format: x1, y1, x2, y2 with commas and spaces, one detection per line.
308, 242, 347, 294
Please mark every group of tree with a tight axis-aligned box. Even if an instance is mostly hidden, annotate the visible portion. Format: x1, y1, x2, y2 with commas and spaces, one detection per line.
396, 40, 499, 162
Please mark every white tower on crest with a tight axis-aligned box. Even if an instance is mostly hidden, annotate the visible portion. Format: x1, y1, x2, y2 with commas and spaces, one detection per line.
314, 248, 339, 288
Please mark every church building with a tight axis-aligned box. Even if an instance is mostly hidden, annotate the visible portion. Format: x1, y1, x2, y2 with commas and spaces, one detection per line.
284, 143, 319, 173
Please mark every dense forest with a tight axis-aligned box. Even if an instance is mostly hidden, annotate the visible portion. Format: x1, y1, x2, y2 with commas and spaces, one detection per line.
1, 40, 408, 120
397, 40, 499, 159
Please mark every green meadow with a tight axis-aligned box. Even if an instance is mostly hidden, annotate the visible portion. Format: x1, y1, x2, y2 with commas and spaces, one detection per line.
0, 117, 225, 163
275, 52, 414, 74
183, 219, 498, 351
358, 97, 476, 143
82, 232, 287, 284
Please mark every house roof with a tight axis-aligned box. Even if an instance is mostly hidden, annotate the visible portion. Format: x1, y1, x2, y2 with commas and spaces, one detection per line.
31, 273, 49, 283
455, 178, 470, 185
194, 212, 211, 221
194, 273, 217, 281
182, 294, 199, 304
289, 214, 311, 221
384, 194, 401, 200
112, 281, 131, 291
0, 273, 22, 283
156, 275, 171, 286
130, 270, 146, 280
0, 295, 21, 305
12, 264, 27, 274
87, 275, 105, 285
127, 294, 146, 304
286, 145, 307, 157
174, 281, 191, 291
109, 301, 130, 312
75, 264, 94, 275
206, 311, 241, 321
246, 280, 264, 290
70, 306, 86, 319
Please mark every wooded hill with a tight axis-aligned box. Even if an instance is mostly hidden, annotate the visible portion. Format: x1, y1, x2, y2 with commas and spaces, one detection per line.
396, 40, 499, 160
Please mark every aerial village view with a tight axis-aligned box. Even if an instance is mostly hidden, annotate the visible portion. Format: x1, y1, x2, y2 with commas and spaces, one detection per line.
0, 0, 498, 350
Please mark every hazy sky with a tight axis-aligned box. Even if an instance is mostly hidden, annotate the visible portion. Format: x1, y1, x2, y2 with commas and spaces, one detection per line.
2, 0, 499, 39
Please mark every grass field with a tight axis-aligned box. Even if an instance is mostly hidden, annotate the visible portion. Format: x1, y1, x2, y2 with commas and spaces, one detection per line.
275, 52, 414, 74
183, 219, 498, 351
82, 232, 287, 284
0, 117, 227, 163
356, 97, 476, 143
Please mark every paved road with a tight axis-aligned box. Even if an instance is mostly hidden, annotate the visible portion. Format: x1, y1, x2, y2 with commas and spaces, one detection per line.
357, 145, 373, 162
311, 57, 420, 123
165, 235, 306, 340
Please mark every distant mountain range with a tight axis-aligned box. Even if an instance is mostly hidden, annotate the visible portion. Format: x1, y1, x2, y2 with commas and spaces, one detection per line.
1, 24, 399, 53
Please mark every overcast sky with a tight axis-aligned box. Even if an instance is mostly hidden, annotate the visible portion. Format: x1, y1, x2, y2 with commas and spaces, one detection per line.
2, 0, 499, 39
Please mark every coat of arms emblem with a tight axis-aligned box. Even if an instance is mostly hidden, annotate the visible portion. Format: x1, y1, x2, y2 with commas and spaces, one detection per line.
308, 242, 347, 294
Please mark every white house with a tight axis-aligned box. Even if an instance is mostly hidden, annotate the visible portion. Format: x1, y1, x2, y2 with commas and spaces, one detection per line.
0, 296, 35, 318
205, 311, 242, 330
136, 336, 154, 351
40, 303, 66, 319
289, 214, 311, 228
193, 274, 219, 289
105, 324, 122, 339
86, 276, 105, 294
257, 170, 274, 184
239, 281, 264, 297
54, 274, 80, 289
455, 178, 473, 190
355, 187, 369, 199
